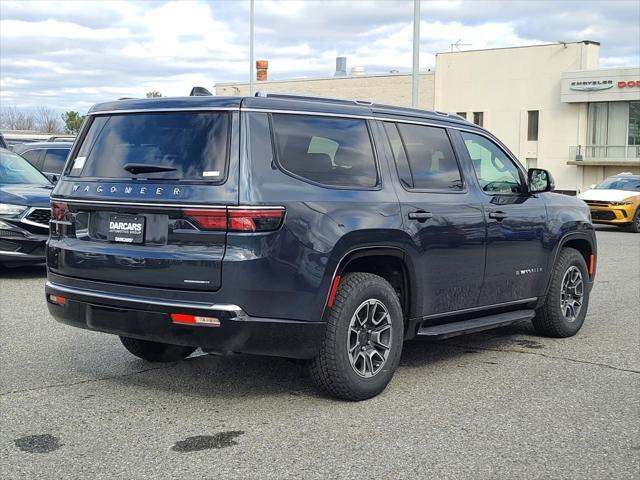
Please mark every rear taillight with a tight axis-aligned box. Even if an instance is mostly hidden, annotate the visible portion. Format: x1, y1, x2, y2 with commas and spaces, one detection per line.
182, 208, 227, 230
182, 207, 284, 232
228, 209, 284, 232
51, 201, 68, 221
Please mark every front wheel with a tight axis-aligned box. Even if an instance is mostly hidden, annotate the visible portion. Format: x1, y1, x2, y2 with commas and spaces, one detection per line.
310, 272, 404, 401
120, 336, 197, 362
532, 247, 590, 338
625, 208, 640, 233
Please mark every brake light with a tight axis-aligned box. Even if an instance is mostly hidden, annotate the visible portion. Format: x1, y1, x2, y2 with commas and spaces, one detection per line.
182, 208, 227, 230
51, 201, 68, 221
228, 209, 284, 232
171, 313, 221, 327
182, 207, 285, 232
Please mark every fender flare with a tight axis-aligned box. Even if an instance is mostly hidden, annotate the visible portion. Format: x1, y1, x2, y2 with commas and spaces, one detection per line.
544, 231, 596, 297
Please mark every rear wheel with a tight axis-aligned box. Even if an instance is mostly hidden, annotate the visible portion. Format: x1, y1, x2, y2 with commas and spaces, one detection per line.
120, 336, 197, 362
532, 247, 590, 337
310, 272, 404, 401
625, 208, 640, 233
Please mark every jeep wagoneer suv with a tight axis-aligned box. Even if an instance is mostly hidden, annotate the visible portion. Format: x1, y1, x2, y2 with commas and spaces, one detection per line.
46, 93, 596, 400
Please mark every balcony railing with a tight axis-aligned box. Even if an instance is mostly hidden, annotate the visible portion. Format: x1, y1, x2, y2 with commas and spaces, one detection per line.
570, 145, 640, 161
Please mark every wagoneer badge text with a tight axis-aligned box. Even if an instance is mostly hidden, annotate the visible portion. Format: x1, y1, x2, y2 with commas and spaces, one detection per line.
71, 183, 182, 197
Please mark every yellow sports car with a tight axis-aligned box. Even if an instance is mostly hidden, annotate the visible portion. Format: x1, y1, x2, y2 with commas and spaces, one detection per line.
578, 173, 640, 233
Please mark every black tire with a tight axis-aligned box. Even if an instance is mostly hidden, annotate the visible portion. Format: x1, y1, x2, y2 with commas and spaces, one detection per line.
119, 336, 197, 362
625, 208, 640, 233
532, 247, 590, 338
310, 272, 404, 401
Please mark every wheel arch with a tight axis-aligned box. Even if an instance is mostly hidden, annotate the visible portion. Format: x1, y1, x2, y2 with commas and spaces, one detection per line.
323, 247, 418, 330
545, 232, 596, 297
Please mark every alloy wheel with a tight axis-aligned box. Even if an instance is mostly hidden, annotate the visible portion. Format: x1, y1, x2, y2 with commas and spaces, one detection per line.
347, 299, 393, 378
560, 266, 584, 322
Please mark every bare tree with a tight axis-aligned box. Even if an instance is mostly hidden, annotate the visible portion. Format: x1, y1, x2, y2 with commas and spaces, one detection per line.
35, 106, 63, 133
0, 106, 36, 130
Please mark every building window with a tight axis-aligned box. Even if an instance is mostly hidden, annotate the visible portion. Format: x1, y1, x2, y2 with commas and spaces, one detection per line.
527, 111, 539, 141
456, 112, 467, 119
629, 102, 640, 146
587, 101, 639, 159
473, 112, 483, 127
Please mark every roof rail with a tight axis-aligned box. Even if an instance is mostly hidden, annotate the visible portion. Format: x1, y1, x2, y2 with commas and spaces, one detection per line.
254, 92, 372, 106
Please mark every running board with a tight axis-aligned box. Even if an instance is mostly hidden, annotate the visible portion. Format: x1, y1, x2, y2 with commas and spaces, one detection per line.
417, 309, 535, 339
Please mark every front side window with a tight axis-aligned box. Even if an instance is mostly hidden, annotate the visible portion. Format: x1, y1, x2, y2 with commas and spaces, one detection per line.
21, 149, 44, 170
69, 112, 229, 181
387, 123, 462, 191
461, 131, 524, 194
271, 114, 377, 188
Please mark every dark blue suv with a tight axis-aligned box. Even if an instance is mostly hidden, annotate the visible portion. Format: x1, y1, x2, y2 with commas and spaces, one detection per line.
46, 94, 596, 400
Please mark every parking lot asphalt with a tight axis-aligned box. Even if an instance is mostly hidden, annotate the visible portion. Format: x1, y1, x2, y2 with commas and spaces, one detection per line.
1, 226, 639, 480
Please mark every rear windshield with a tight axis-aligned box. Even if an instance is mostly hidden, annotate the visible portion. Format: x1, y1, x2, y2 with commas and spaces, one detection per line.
68, 112, 229, 181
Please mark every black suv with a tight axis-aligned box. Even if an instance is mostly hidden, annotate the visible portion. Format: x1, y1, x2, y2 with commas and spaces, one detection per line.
46, 94, 596, 400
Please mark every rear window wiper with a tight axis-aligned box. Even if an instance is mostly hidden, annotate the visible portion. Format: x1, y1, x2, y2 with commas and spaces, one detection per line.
123, 163, 177, 175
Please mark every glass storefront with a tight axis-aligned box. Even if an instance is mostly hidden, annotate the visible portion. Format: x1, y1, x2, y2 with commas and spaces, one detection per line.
586, 101, 640, 158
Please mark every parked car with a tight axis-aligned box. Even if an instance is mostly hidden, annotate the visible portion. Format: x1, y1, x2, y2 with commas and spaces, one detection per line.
0, 148, 52, 267
12, 141, 73, 183
45, 94, 596, 400
578, 173, 640, 233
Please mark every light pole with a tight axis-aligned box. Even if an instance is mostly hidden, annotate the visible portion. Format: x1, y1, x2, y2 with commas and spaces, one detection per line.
249, 0, 255, 96
411, 0, 420, 107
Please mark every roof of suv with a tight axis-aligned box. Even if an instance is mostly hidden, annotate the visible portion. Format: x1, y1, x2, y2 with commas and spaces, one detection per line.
12, 141, 73, 153
88, 94, 473, 128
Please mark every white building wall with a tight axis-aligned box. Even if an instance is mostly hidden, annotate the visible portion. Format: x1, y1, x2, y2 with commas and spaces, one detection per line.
434, 42, 600, 191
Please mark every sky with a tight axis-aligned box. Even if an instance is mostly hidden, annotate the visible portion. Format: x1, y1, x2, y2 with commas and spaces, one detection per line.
1, 0, 639, 112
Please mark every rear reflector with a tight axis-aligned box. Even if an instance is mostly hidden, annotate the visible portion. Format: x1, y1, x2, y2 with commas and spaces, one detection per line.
182, 207, 285, 232
47, 294, 67, 306
327, 275, 341, 308
589, 254, 595, 275
171, 313, 221, 327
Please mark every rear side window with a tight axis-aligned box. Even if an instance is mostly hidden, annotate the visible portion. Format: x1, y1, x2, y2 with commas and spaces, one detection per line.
385, 122, 463, 191
69, 112, 229, 181
271, 114, 378, 188
43, 148, 69, 173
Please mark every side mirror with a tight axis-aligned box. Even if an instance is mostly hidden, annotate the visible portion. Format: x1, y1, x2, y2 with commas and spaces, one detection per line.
528, 168, 554, 194
46, 173, 59, 184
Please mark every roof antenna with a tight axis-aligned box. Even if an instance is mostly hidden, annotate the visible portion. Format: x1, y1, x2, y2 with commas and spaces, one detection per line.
190, 86, 213, 96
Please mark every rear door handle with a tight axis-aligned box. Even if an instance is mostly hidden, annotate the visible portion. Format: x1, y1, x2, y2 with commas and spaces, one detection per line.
408, 211, 433, 222
488, 211, 508, 221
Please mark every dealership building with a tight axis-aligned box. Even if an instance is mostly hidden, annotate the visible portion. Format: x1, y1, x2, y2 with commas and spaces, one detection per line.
215, 41, 640, 194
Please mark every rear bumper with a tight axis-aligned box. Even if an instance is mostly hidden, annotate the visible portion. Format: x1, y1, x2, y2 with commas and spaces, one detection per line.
45, 281, 325, 359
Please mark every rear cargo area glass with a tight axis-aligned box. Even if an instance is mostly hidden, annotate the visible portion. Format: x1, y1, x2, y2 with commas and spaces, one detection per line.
69, 112, 229, 181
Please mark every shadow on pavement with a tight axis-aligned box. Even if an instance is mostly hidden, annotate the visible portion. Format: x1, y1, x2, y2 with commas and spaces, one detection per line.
80, 321, 543, 401
0, 264, 47, 279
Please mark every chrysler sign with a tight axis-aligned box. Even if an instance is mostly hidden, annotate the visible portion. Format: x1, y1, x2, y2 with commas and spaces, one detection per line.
570, 80, 613, 92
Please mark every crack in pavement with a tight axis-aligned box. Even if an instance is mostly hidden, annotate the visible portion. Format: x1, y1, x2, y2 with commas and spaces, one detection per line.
445, 342, 640, 374
0, 362, 179, 397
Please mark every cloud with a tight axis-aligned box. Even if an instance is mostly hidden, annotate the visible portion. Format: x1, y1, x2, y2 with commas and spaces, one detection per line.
0, 0, 638, 112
